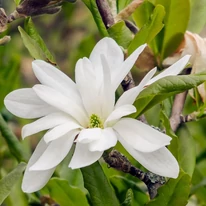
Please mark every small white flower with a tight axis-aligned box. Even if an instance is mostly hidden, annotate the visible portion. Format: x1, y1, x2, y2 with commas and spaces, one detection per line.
4, 37, 190, 193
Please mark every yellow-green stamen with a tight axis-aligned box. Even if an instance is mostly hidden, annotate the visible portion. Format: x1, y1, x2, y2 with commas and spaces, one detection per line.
89, 114, 103, 128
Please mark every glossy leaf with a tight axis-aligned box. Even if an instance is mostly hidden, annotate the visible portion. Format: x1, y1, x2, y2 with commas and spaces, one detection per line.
24, 17, 55, 63
18, 26, 47, 60
154, 0, 190, 60
108, 21, 133, 48
82, 0, 108, 36
133, 74, 206, 118
44, 178, 89, 206
188, 0, 206, 33
0, 163, 26, 204
81, 161, 119, 206
147, 171, 190, 206
177, 125, 196, 177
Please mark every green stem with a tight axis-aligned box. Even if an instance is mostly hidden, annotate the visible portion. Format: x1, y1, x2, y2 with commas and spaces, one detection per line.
0, 114, 27, 162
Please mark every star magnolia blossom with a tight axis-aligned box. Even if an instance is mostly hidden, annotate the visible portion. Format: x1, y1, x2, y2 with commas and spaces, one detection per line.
4, 38, 190, 193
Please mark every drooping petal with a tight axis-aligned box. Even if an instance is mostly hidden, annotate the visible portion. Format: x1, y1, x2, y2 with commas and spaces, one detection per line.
112, 44, 146, 91
22, 112, 73, 139
89, 37, 124, 74
44, 121, 82, 143
30, 130, 79, 171
69, 142, 103, 169
104, 105, 136, 127
114, 118, 171, 152
119, 138, 179, 178
32, 60, 81, 102
147, 55, 191, 85
4, 88, 56, 119
22, 138, 55, 193
33, 84, 88, 127
89, 128, 117, 152
77, 128, 102, 143
115, 68, 157, 107
75, 58, 101, 116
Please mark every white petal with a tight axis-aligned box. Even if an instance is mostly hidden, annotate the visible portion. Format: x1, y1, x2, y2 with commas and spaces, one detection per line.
115, 68, 157, 107
30, 130, 78, 170
114, 118, 171, 152
32, 60, 81, 102
89, 128, 117, 152
75, 58, 101, 116
112, 44, 146, 91
119, 138, 179, 178
104, 105, 136, 127
69, 142, 103, 169
4, 88, 56, 119
77, 128, 102, 143
22, 112, 73, 139
22, 138, 55, 193
33, 84, 88, 127
44, 121, 82, 143
147, 55, 191, 85
89, 37, 124, 74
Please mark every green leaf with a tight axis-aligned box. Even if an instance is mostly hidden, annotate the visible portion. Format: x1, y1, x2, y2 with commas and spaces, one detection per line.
18, 26, 47, 60
44, 178, 89, 206
0, 114, 28, 162
177, 125, 196, 177
133, 74, 206, 118
128, 4, 165, 54
110, 175, 149, 206
121, 189, 134, 206
117, 0, 132, 13
108, 21, 133, 48
82, 0, 108, 36
0, 162, 26, 204
81, 161, 119, 206
14, 0, 21, 6
154, 0, 190, 60
187, 0, 206, 33
24, 17, 55, 63
146, 171, 190, 206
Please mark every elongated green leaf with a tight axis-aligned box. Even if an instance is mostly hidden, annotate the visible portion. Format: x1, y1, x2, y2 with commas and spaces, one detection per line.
24, 17, 55, 63
81, 161, 119, 206
177, 125, 196, 177
147, 171, 190, 206
188, 0, 206, 33
44, 178, 89, 206
108, 21, 133, 48
0, 114, 28, 162
117, 0, 132, 13
18, 26, 46, 60
133, 74, 206, 118
82, 0, 108, 36
0, 162, 26, 204
121, 189, 134, 206
155, 0, 190, 60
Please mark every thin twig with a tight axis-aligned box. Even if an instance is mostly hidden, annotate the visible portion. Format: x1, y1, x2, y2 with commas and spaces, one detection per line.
103, 150, 165, 199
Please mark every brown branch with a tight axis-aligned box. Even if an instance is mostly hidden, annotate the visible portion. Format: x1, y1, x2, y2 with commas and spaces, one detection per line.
103, 150, 165, 199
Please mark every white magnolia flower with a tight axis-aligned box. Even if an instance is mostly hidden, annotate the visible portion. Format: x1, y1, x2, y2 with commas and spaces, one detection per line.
4, 37, 190, 193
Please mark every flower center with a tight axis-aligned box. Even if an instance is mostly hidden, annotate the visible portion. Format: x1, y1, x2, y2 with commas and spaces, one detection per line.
89, 114, 103, 128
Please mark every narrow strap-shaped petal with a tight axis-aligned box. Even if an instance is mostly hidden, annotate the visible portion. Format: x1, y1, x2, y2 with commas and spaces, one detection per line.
22, 112, 73, 139
4, 88, 56, 119
22, 138, 56, 193
30, 130, 79, 171
112, 44, 146, 91
119, 137, 179, 178
33, 84, 88, 127
32, 60, 81, 102
89, 37, 124, 75
44, 121, 82, 143
88, 128, 117, 152
69, 142, 103, 169
147, 55, 191, 85
104, 105, 136, 127
115, 68, 157, 107
114, 118, 171, 153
